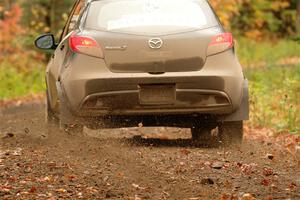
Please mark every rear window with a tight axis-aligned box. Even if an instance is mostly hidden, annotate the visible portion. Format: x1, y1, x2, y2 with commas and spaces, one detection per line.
85, 0, 218, 34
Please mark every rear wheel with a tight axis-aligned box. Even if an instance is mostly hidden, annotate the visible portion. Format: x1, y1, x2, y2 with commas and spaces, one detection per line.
191, 125, 215, 146
46, 89, 84, 135
58, 94, 84, 136
218, 121, 243, 145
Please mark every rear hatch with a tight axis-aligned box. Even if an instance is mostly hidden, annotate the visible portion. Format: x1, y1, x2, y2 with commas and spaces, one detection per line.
84, 0, 220, 73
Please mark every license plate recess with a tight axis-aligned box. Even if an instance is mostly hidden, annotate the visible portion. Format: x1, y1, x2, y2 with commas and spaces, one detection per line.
139, 84, 176, 105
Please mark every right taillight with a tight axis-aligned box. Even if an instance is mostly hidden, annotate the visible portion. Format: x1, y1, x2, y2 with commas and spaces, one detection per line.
207, 33, 234, 56
69, 35, 104, 58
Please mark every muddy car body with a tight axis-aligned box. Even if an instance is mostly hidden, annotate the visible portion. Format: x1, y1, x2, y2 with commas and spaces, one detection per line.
35, 0, 249, 144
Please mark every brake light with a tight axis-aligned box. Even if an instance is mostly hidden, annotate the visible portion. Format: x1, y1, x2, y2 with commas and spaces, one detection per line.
207, 33, 234, 56
69, 35, 104, 58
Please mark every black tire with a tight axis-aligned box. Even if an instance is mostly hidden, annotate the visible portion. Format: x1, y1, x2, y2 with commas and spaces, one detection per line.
46, 88, 84, 135
191, 126, 215, 146
218, 121, 243, 145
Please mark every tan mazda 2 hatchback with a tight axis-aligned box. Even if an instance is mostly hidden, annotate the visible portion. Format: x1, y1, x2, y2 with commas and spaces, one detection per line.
35, 0, 249, 145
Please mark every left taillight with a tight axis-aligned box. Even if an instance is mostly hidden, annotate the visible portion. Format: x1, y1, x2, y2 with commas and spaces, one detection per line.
207, 33, 234, 56
69, 35, 104, 58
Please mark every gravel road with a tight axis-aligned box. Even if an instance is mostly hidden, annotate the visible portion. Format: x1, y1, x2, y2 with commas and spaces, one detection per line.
0, 103, 300, 200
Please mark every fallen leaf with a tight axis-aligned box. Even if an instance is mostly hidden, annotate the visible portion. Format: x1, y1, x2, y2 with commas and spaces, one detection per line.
239, 163, 256, 175
67, 175, 76, 181
29, 186, 37, 193
86, 187, 98, 193
261, 179, 270, 186
24, 167, 32, 173
132, 183, 139, 189
116, 172, 125, 179
180, 149, 191, 156
242, 193, 255, 200
263, 167, 274, 176
132, 183, 146, 190
219, 194, 230, 200
204, 161, 211, 167
56, 188, 67, 193
103, 176, 109, 182
288, 182, 297, 190
45, 176, 51, 181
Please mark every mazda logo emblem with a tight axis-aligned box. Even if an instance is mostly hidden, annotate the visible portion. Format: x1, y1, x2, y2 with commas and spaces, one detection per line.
148, 38, 163, 49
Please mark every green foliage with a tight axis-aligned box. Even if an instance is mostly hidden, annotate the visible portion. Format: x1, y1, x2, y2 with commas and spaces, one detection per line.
209, 0, 297, 38
20, 0, 74, 47
247, 65, 300, 134
236, 38, 300, 67
0, 61, 45, 99
237, 38, 300, 134
236, 0, 294, 37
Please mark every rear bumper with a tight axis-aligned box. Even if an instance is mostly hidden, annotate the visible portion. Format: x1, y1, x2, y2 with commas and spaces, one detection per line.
59, 50, 245, 117
79, 88, 232, 116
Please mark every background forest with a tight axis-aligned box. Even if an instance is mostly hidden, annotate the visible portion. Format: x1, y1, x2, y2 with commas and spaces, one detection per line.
0, 0, 300, 134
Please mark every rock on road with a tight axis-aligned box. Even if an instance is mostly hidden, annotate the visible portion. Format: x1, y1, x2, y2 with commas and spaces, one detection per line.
0, 103, 300, 199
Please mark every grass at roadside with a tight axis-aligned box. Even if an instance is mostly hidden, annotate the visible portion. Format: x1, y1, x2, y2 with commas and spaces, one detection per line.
246, 64, 300, 134
0, 61, 45, 99
236, 38, 300, 134
237, 38, 300, 67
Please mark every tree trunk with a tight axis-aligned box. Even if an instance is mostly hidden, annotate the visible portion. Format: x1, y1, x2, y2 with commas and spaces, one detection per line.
297, 0, 300, 34
50, 0, 56, 33
4, 0, 12, 10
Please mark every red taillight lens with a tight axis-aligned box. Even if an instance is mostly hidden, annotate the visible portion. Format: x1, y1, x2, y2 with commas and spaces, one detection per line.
69, 35, 104, 58
207, 33, 234, 56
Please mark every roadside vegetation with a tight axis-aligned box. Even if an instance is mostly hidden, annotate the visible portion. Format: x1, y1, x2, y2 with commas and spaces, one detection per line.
0, 0, 300, 134
247, 63, 300, 134
0, 61, 44, 99
237, 38, 300, 68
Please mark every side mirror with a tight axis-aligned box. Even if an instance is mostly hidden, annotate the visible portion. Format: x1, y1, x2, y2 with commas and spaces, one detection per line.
35, 34, 57, 50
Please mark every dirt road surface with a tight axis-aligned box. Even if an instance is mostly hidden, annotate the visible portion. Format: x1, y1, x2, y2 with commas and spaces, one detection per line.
0, 103, 300, 200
